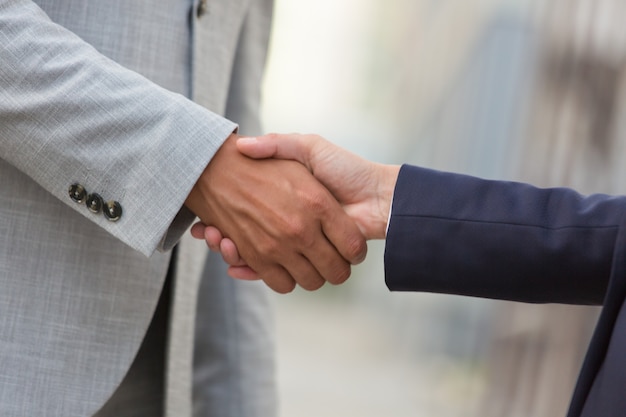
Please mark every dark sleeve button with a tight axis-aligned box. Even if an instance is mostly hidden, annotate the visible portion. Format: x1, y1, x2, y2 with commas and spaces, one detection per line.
69, 183, 87, 204
103, 200, 123, 222
86, 193, 103, 213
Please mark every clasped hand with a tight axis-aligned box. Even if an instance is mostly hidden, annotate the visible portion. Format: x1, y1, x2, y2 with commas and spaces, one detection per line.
187, 133, 400, 292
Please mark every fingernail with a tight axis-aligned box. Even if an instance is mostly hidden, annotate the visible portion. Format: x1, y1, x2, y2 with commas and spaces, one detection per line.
238, 137, 258, 145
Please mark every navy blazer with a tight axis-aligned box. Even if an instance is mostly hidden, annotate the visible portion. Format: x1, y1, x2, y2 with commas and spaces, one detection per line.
385, 164, 626, 416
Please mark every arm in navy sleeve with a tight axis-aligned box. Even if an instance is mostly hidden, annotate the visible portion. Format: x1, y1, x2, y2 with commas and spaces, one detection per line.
384, 165, 626, 305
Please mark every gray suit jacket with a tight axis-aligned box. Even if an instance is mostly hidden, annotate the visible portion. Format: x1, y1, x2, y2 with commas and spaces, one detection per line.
0, 0, 274, 416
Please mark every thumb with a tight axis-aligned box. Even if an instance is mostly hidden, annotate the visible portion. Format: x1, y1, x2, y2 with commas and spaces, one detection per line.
237, 134, 310, 167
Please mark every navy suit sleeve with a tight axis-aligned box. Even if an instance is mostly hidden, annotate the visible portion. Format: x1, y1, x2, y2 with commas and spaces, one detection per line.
384, 165, 626, 305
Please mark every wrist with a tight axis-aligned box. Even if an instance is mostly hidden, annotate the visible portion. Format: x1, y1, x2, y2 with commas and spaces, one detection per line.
185, 133, 240, 221
375, 164, 401, 239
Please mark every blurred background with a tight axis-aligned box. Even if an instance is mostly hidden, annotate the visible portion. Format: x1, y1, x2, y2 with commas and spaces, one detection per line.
259, 0, 626, 416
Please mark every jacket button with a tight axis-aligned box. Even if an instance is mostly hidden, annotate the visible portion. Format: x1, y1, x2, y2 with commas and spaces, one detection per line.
197, 0, 208, 17
69, 183, 87, 204
86, 193, 103, 213
103, 200, 123, 222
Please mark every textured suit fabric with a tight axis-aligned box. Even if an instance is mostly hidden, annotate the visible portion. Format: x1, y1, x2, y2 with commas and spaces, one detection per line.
194, 251, 276, 417
0, 0, 275, 416
384, 164, 626, 416
94, 267, 173, 417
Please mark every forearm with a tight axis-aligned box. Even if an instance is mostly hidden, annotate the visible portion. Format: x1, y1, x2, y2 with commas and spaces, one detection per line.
385, 165, 625, 304
0, 0, 235, 255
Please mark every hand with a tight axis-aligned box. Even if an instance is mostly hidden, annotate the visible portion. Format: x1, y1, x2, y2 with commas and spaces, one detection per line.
185, 134, 367, 293
191, 133, 400, 281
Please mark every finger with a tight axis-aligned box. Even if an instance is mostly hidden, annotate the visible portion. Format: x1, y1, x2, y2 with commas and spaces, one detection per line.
296, 226, 353, 285
203, 226, 224, 252
190, 222, 207, 240
283, 254, 328, 291
256, 249, 333, 290
237, 135, 310, 166
220, 238, 247, 266
252, 264, 297, 294
321, 206, 368, 266
237, 238, 297, 292
227, 266, 261, 281
252, 253, 325, 292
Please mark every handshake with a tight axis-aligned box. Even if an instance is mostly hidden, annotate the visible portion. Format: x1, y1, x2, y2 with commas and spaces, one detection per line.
185, 133, 400, 293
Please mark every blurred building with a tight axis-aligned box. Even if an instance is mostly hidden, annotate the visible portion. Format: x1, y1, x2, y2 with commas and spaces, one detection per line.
261, 1, 626, 416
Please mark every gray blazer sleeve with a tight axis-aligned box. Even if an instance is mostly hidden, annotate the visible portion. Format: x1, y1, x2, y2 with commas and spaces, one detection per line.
0, 0, 236, 256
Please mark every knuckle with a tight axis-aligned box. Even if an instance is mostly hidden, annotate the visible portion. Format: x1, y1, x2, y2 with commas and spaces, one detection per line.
284, 218, 308, 241
305, 192, 329, 213
298, 230, 317, 250
256, 238, 281, 259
